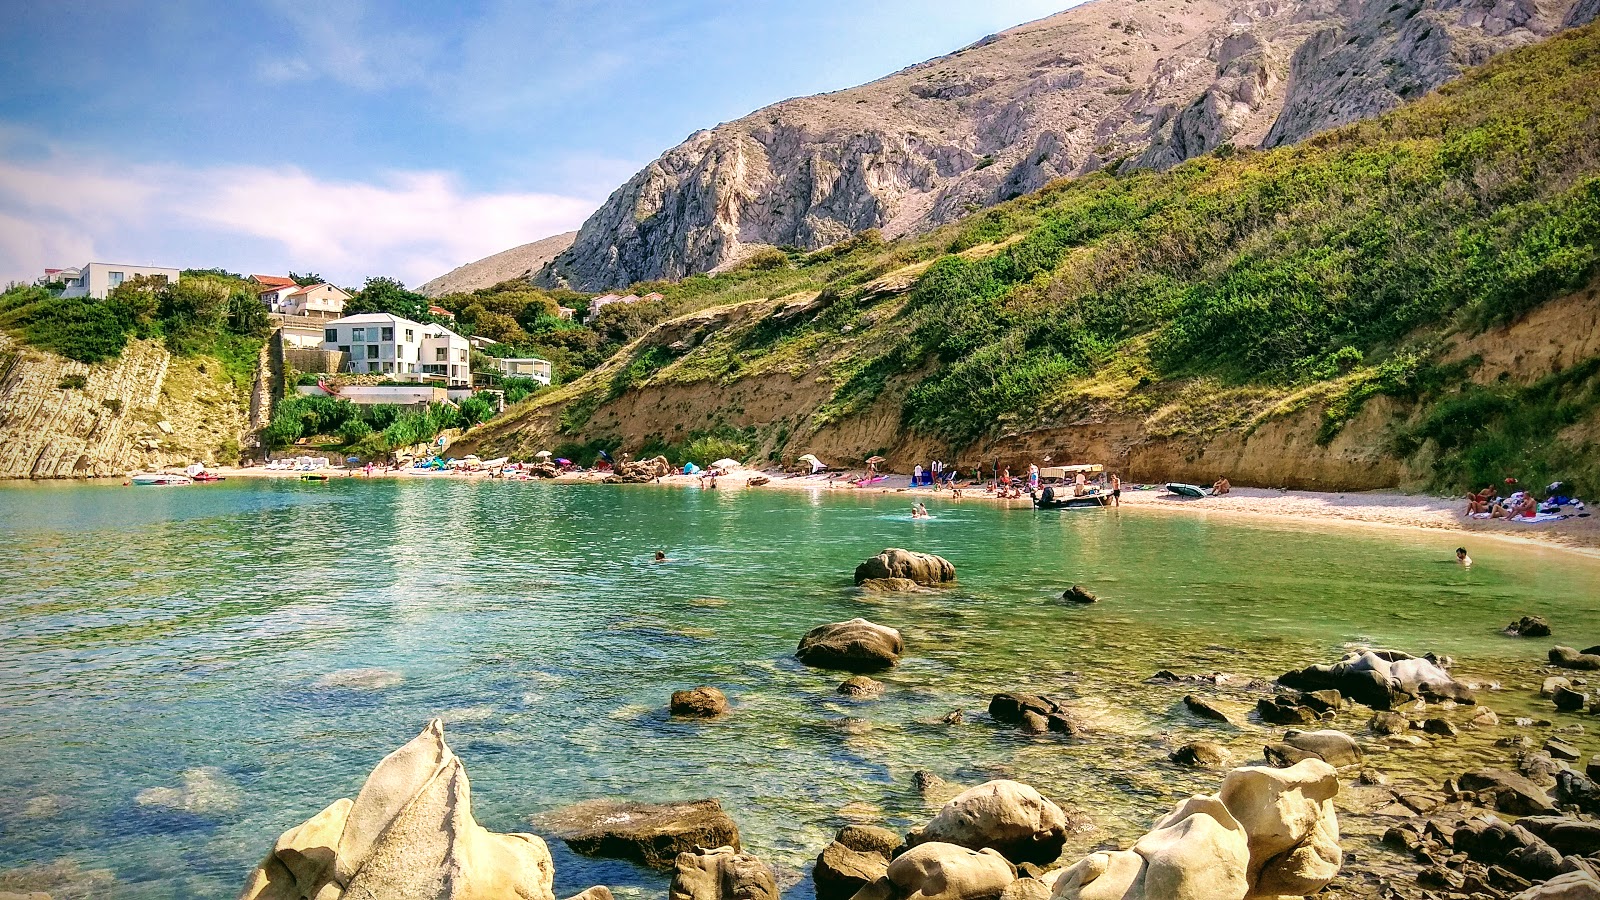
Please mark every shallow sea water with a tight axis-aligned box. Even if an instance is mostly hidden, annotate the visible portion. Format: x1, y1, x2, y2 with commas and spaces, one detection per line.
0, 479, 1596, 898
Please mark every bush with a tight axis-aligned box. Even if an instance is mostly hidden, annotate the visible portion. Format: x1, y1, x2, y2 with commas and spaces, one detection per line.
58, 374, 88, 390
742, 248, 790, 271
458, 394, 495, 426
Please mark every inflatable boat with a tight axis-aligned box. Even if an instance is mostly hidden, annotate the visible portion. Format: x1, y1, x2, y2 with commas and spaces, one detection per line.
1033, 486, 1110, 509
1166, 483, 1209, 498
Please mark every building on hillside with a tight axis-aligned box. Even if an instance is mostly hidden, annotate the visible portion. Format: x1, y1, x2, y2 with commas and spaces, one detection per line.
258, 280, 349, 319
319, 313, 472, 387
428, 304, 455, 321
557, 306, 576, 321
248, 275, 297, 290
489, 357, 552, 385
467, 335, 499, 351
48, 263, 180, 299
586, 292, 644, 320
641, 292, 665, 303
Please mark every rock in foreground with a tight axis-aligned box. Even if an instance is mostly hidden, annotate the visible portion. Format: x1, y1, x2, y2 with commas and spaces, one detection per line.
670, 687, 729, 718
535, 798, 740, 870
238, 719, 556, 900
906, 780, 1068, 865
796, 619, 903, 672
854, 550, 955, 586
1549, 646, 1600, 671
669, 846, 776, 900
884, 842, 1015, 900
1052, 759, 1341, 900
1279, 650, 1466, 708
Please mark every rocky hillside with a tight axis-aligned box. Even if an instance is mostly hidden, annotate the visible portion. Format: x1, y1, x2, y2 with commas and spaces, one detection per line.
540, 0, 1594, 291
0, 333, 251, 478
465, 23, 1600, 493
419, 231, 577, 297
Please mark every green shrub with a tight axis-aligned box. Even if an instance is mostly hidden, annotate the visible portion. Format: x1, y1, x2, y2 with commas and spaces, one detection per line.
58, 374, 88, 390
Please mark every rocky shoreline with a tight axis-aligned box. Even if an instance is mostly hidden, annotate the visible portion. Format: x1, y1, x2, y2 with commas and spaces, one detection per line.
214, 550, 1600, 900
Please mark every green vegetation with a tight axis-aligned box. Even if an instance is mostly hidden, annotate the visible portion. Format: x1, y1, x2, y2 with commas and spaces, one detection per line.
521, 24, 1600, 493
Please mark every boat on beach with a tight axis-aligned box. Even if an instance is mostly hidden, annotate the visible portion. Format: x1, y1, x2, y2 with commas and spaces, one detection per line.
1033, 464, 1111, 509
130, 473, 192, 486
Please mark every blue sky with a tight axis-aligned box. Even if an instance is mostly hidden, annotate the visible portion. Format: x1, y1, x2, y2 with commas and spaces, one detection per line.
0, 1, 1078, 289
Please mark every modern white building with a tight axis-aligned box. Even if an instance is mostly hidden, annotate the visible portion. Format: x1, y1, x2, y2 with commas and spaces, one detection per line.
320, 313, 472, 387
490, 357, 552, 385
47, 263, 180, 299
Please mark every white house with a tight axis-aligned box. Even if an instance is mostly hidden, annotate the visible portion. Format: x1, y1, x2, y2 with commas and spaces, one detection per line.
490, 357, 552, 385
48, 262, 180, 299
320, 313, 472, 387
259, 280, 349, 319
586, 293, 641, 320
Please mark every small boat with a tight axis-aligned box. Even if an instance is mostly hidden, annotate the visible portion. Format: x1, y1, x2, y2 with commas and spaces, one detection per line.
1033, 485, 1110, 509
1167, 483, 1209, 498
301, 473, 330, 482
131, 473, 192, 486
192, 472, 226, 482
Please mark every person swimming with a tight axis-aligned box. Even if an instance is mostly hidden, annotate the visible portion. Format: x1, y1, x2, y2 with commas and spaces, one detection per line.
1456, 547, 1472, 567
654, 551, 667, 562
911, 502, 930, 519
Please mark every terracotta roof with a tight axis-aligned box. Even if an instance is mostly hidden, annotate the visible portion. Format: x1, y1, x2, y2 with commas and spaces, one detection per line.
251, 275, 296, 288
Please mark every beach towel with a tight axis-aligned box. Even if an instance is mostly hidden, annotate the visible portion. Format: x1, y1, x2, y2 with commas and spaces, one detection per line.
1511, 513, 1568, 524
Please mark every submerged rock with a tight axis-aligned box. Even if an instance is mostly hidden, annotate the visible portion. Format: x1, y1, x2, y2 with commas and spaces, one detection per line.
670, 687, 729, 718
135, 766, 239, 815
1182, 695, 1234, 725
312, 668, 403, 691
1257, 695, 1319, 726
906, 780, 1068, 865
859, 578, 926, 593
1053, 759, 1341, 900
853, 549, 955, 586
237, 719, 555, 900
1266, 730, 1362, 768
796, 619, 903, 672
669, 846, 776, 900
536, 798, 740, 870
1060, 586, 1097, 604
1171, 741, 1230, 768
839, 676, 886, 699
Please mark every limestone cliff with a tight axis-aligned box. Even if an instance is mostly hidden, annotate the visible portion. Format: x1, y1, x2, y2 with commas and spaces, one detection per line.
0, 333, 251, 479
541, 0, 1593, 290
419, 231, 578, 297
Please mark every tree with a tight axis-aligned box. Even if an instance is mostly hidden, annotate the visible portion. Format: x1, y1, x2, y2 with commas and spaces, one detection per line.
473, 311, 528, 344
348, 276, 430, 321
106, 274, 166, 326
289, 272, 323, 286
227, 288, 273, 337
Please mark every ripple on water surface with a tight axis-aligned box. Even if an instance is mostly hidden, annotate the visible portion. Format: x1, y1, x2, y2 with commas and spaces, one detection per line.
0, 478, 1597, 899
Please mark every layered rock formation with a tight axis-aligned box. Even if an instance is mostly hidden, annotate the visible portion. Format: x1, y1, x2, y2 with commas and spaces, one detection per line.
540, 0, 1596, 290
238, 719, 560, 900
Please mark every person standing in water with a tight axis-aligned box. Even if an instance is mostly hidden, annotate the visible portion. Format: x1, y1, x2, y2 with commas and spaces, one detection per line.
1456, 548, 1472, 566
1111, 473, 1122, 507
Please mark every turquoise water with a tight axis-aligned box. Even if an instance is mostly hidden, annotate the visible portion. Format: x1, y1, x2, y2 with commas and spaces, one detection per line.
0, 479, 1596, 898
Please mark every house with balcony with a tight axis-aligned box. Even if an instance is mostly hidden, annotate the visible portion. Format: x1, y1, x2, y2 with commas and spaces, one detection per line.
47, 263, 180, 299
255, 278, 350, 320
320, 313, 472, 387
489, 357, 552, 385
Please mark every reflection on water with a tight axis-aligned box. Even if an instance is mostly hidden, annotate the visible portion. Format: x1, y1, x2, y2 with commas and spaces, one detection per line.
0, 479, 1596, 899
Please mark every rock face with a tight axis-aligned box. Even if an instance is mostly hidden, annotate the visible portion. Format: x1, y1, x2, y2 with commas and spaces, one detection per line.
906, 781, 1069, 865
1052, 759, 1341, 900
237, 719, 555, 900
795, 618, 904, 672
419, 231, 578, 297
668, 846, 776, 900
670, 687, 729, 718
854, 549, 956, 586
1279, 650, 1466, 708
535, 0, 1595, 291
535, 798, 740, 870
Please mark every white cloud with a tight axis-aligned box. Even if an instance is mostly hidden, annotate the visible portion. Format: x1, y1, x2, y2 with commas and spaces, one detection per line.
256, 0, 440, 91
0, 140, 598, 288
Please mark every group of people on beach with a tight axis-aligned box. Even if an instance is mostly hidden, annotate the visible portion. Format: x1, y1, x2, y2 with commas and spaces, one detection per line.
1463, 479, 1584, 520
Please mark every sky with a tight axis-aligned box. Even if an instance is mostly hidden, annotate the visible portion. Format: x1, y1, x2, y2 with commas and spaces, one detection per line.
0, 1, 1079, 290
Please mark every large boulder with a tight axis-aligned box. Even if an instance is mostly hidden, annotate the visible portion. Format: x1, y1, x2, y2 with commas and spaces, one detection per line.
884, 842, 1015, 900
906, 781, 1069, 865
238, 719, 556, 900
670, 687, 729, 718
816, 827, 898, 900
1457, 770, 1556, 816
616, 456, 673, 483
1504, 616, 1552, 637
1051, 759, 1340, 900
1512, 870, 1600, 899
1264, 730, 1361, 768
854, 550, 955, 586
1549, 646, 1600, 670
535, 798, 740, 870
669, 846, 776, 900
1279, 650, 1464, 709
796, 619, 903, 672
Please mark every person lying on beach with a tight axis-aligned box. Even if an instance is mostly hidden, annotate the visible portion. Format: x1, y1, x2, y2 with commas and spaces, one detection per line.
1212, 477, 1231, 495
1456, 548, 1472, 566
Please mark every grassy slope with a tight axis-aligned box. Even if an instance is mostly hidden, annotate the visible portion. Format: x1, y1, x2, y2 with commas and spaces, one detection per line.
488, 24, 1600, 492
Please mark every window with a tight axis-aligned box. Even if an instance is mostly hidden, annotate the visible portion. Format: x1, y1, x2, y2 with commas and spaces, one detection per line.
366, 345, 379, 359
382, 327, 394, 341
457, 349, 467, 361
107, 271, 125, 288
351, 327, 365, 342
324, 329, 338, 342
383, 362, 394, 373
435, 348, 447, 361
404, 329, 413, 342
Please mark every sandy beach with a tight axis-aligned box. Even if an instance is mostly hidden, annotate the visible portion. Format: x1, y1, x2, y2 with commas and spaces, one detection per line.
197, 463, 1600, 554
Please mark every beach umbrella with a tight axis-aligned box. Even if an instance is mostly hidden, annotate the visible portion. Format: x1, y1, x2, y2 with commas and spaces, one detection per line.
556, 458, 572, 466
866, 456, 885, 465
712, 458, 741, 469
798, 453, 822, 463
535, 450, 553, 458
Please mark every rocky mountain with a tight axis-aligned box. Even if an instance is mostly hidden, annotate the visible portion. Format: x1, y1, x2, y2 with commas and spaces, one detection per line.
419, 231, 577, 297
540, 0, 1593, 291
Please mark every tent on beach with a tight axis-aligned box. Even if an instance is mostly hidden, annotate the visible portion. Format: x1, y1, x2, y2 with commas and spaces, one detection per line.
798, 453, 827, 474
